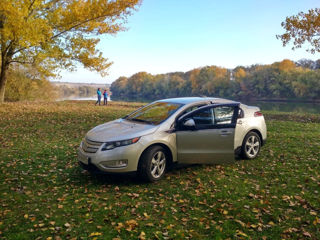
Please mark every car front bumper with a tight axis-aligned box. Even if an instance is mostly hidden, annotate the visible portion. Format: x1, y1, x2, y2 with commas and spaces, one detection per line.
77, 142, 144, 173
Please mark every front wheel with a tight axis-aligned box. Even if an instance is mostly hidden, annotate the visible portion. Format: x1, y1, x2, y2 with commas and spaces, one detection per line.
241, 132, 261, 159
138, 146, 167, 182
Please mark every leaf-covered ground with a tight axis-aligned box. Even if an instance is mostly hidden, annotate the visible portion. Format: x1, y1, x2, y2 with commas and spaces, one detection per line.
0, 101, 319, 240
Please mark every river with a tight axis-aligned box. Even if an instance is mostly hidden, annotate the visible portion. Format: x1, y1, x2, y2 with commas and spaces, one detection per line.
59, 95, 319, 114
244, 100, 320, 114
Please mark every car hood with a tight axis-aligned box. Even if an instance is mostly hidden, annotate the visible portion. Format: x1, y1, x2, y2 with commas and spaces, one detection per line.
86, 119, 158, 142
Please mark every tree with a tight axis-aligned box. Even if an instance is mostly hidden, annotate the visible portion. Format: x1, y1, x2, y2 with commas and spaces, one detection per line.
296, 59, 317, 69
5, 64, 56, 101
0, 0, 140, 103
277, 8, 320, 53
110, 76, 128, 98
276, 59, 296, 72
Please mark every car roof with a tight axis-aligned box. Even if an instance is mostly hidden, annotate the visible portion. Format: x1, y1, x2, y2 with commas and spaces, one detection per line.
157, 97, 237, 105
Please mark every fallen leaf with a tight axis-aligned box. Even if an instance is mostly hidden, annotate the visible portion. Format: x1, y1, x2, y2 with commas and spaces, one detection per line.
303, 232, 312, 238
139, 231, 146, 240
89, 232, 102, 237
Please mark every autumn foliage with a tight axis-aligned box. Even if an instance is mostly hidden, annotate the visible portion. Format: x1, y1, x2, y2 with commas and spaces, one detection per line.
278, 8, 320, 53
0, 0, 140, 102
111, 59, 320, 101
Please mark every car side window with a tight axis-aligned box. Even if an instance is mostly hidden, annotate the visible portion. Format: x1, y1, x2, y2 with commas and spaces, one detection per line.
190, 108, 214, 128
178, 105, 238, 130
175, 105, 206, 128
180, 105, 205, 116
213, 106, 234, 124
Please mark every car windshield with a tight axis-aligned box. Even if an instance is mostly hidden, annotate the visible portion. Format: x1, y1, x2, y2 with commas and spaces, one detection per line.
124, 102, 183, 125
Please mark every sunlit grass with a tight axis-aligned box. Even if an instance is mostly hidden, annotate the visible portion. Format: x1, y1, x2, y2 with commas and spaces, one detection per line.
0, 101, 319, 239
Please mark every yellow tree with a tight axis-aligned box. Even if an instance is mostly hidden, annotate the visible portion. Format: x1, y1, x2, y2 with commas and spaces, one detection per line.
0, 0, 140, 103
277, 8, 320, 53
276, 59, 296, 72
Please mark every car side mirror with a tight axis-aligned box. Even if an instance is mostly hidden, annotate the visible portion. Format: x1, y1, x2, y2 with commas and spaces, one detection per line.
183, 118, 195, 128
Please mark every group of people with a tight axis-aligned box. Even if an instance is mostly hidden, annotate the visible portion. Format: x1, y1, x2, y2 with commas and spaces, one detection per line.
95, 88, 108, 106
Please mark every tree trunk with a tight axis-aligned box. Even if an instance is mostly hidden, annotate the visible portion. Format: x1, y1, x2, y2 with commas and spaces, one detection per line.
0, 62, 8, 103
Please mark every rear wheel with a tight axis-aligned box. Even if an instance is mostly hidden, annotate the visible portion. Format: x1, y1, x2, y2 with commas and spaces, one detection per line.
138, 146, 167, 182
241, 132, 261, 159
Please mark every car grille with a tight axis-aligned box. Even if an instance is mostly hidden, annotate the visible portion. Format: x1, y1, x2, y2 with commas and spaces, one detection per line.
82, 137, 103, 153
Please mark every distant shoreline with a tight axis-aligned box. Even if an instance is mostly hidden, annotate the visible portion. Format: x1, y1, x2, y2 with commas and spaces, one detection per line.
51, 81, 110, 88
240, 98, 320, 104
110, 96, 320, 104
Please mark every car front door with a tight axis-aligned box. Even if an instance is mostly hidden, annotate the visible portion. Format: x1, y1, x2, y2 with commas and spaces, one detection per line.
176, 103, 239, 164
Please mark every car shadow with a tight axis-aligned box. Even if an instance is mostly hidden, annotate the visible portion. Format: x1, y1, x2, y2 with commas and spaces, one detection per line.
77, 170, 144, 186
71, 158, 245, 186
70, 162, 202, 186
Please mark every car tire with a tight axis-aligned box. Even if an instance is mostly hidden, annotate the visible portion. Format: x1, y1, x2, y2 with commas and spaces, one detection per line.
138, 146, 167, 182
241, 131, 261, 159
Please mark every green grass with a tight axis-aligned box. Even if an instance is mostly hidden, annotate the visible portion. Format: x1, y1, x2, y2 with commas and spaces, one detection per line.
0, 101, 319, 240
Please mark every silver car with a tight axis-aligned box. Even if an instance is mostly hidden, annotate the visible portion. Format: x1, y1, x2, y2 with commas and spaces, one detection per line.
78, 97, 267, 182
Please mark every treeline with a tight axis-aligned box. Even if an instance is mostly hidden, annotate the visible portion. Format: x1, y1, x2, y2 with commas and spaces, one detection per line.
54, 84, 97, 99
110, 59, 320, 102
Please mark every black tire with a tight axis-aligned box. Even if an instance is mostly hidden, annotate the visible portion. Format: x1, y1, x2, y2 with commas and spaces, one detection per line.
241, 131, 261, 159
138, 146, 167, 182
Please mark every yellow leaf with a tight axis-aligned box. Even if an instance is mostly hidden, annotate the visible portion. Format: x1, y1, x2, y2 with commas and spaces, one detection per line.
89, 232, 102, 237
139, 231, 146, 240
115, 222, 124, 232
235, 219, 245, 227
252, 208, 259, 213
250, 224, 257, 229
310, 211, 317, 216
236, 230, 248, 237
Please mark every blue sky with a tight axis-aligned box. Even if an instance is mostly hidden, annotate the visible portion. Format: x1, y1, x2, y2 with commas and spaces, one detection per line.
58, 0, 320, 84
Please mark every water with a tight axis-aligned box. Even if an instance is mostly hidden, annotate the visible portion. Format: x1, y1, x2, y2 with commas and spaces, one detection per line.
244, 100, 320, 114
59, 95, 319, 114
58, 95, 111, 101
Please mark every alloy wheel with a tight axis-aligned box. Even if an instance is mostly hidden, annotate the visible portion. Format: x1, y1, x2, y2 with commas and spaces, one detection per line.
245, 135, 260, 158
150, 151, 166, 179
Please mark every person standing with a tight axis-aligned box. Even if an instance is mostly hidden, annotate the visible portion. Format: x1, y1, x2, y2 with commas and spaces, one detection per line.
103, 89, 108, 105
95, 88, 102, 106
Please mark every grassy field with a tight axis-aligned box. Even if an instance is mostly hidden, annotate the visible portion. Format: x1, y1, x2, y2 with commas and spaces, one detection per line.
0, 101, 319, 240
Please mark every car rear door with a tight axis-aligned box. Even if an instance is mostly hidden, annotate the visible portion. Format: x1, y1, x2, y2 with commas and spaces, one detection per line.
176, 103, 239, 164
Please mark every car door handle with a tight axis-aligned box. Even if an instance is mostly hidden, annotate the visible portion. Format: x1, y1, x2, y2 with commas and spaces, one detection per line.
220, 130, 231, 136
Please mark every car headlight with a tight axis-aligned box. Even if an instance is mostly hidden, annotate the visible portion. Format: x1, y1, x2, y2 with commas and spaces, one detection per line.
101, 137, 140, 151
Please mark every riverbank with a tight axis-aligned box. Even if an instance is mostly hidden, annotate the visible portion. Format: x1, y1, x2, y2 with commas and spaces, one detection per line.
108, 96, 320, 114
0, 101, 319, 239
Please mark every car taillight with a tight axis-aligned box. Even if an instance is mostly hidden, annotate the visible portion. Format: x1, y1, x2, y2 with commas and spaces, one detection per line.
254, 111, 263, 117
